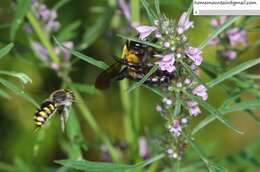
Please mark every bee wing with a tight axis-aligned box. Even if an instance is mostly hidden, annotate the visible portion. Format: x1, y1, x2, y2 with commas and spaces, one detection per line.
95, 63, 127, 90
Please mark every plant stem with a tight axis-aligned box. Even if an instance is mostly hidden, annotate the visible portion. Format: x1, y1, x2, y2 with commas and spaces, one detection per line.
26, 12, 60, 64
131, 0, 141, 159
120, 79, 134, 145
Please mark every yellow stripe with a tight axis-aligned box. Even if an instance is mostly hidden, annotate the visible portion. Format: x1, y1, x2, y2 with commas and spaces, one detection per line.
48, 104, 55, 111
35, 122, 42, 126
43, 107, 51, 114
36, 116, 45, 122
38, 111, 46, 117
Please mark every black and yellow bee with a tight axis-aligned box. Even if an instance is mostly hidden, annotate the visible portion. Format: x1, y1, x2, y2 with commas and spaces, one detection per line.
95, 40, 174, 90
34, 89, 74, 129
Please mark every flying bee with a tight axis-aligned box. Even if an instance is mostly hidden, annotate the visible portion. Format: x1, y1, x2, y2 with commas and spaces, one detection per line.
34, 89, 74, 130
95, 40, 174, 90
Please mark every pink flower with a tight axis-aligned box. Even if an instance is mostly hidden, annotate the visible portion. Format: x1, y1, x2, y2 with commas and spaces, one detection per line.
155, 53, 175, 73
169, 120, 182, 137
139, 136, 149, 158
51, 63, 60, 70
210, 19, 219, 27
177, 12, 193, 34
221, 50, 237, 60
185, 46, 203, 66
192, 84, 208, 100
118, 0, 131, 22
134, 25, 157, 40
227, 28, 247, 46
187, 101, 201, 116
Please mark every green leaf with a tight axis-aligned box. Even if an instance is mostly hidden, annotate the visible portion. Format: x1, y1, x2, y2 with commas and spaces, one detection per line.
78, 7, 115, 50
126, 65, 159, 93
207, 58, 260, 88
0, 89, 11, 99
10, 0, 32, 40
54, 37, 109, 70
199, 17, 239, 49
143, 85, 167, 97
140, 0, 157, 22
0, 43, 14, 59
0, 71, 32, 84
219, 89, 244, 109
69, 83, 101, 95
0, 78, 39, 108
56, 20, 81, 42
53, 0, 71, 11
55, 154, 164, 172
184, 133, 229, 172
221, 100, 260, 114
192, 100, 260, 135
118, 34, 162, 49
186, 93, 243, 135
154, 0, 161, 17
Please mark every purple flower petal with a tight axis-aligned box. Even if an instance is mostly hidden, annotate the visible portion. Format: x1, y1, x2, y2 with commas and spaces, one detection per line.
192, 84, 208, 100
177, 12, 194, 34
135, 25, 157, 40
185, 46, 203, 66
155, 53, 175, 73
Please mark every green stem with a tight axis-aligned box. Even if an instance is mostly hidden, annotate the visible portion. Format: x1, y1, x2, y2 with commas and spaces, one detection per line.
120, 79, 134, 145
131, 0, 140, 22
74, 91, 121, 162
26, 12, 60, 64
131, 0, 141, 159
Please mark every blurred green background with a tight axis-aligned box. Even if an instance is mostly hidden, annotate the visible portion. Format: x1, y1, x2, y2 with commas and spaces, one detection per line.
0, 0, 259, 171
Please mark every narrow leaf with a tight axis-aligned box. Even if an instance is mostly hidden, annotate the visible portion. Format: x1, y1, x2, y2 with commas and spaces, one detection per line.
184, 133, 228, 172
10, 0, 32, 40
53, 0, 71, 11
118, 34, 162, 49
54, 37, 109, 70
192, 100, 260, 135
199, 17, 239, 49
0, 43, 14, 59
78, 7, 115, 50
143, 85, 167, 97
140, 0, 157, 22
186, 93, 243, 134
0, 71, 32, 84
0, 78, 39, 108
207, 58, 260, 88
0, 89, 11, 99
126, 65, 159, 93
55, 154, 164, 172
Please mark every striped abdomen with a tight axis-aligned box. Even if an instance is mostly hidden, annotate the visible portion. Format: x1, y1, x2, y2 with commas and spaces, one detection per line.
34, 101, 58, 128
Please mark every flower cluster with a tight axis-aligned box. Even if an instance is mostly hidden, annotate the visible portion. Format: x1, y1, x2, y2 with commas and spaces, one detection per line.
133, 12, 208, 159
210, 16, 247, 60
24, 0, 74, 74
25, 0, 60, 33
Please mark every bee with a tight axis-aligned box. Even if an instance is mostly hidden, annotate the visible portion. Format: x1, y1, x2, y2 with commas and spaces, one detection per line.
34, 89, 74, 129
95, 40, 174, 90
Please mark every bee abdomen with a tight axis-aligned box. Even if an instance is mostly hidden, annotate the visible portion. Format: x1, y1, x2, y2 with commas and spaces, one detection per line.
34, 101, 57, 128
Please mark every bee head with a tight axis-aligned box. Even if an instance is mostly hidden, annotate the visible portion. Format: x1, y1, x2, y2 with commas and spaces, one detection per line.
51, 89, 74, 107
